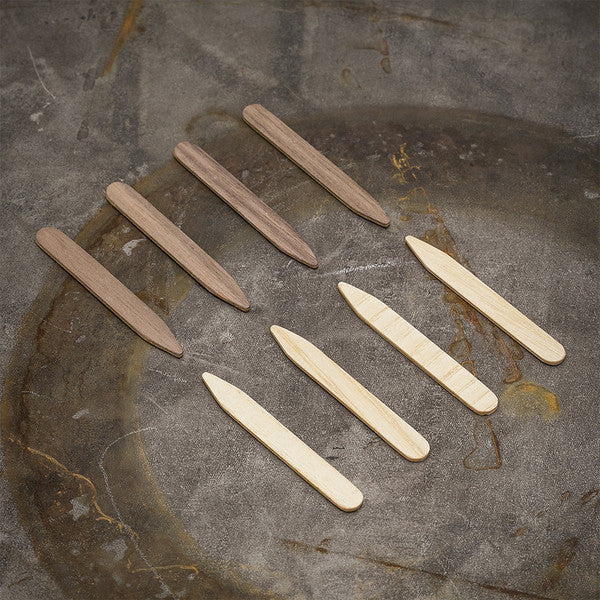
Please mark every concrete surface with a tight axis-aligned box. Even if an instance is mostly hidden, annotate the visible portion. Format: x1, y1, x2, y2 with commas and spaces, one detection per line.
1, 1, 598, 599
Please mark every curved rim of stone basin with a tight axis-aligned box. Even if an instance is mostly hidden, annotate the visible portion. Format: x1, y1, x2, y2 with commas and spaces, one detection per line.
2, 105, 597, 599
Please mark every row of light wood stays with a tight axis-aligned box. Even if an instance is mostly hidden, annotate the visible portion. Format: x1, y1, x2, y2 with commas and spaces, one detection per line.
203, 257, 564, 509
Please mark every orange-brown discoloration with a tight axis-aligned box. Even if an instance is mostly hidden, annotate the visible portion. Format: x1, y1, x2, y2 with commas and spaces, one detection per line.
579, 489, 598, 504
102, 0, 143, 76
357, 9, 391, 73
8, 436, 136, 534
340, 68, 361, 88
392, 145, 421, 184
501, 382, 560, 420
463, 416, 501, 471
542, 537, 579, 590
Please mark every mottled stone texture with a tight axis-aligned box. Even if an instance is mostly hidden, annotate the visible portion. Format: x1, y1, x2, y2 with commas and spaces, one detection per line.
1, 2, 598, 599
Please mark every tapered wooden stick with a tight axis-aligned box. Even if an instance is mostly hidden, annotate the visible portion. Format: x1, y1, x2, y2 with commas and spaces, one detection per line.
405, 236, 566, 365
338, 282, 498, 414
202, 373, 363, 512
35, 227, 182, 357
271, 326, 429, 461
174, 142, 318, 268
242, 104, 390, 227
105, 182, 249, 311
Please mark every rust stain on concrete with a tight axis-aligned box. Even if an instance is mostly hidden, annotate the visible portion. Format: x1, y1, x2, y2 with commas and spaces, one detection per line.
340, 67, 362, 88
501, 382, 560, 420
392, 145, 421, 184
579, 489, 598, 504
542, 537, 579, 590
103, 0, 143, 76
462, 416, 501, 471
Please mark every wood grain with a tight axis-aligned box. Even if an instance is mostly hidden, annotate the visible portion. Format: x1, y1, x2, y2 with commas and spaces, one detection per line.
105, 182, 249, 312
406, 236, 566, 365
173, 141, 318, 268
202, 372, 363, 512
35, 227, 183, 357
242, 104, 390, 227
338, 282, 498, 415
271, 326, 429, 461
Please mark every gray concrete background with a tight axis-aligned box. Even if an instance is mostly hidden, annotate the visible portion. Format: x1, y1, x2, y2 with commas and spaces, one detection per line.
1, 1, 598, 599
